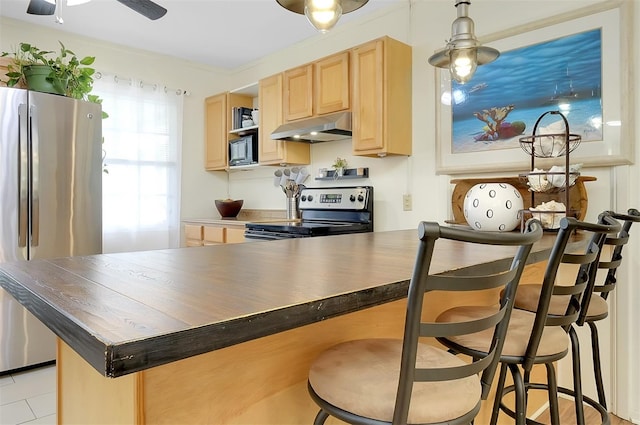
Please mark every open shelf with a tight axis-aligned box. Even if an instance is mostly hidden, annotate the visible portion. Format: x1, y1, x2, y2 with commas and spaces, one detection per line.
230, 125, 258, 135
315, 167, 369, 180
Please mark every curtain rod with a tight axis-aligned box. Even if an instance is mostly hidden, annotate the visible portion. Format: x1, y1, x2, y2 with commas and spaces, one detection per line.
94, 71, 190, 96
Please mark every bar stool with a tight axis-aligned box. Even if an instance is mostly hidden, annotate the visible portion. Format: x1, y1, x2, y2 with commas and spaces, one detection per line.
307, 220, 542, 425
576, 209, 639, 411
435, 216, 620, 425
511, 209, 638, 423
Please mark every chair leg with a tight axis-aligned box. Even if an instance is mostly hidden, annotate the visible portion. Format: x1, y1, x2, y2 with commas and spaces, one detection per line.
509, 364, 527, 425
523, 369, 531, 408
588, 321, 608, 409
313, 409, 329, 425
570, 325, 586, 425
490, 363, 508, 425
545, 362, 561, 425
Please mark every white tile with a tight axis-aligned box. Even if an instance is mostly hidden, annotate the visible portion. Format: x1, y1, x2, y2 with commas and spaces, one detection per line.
0, 365, 56, 406
11, 365, 56, 388
21, 414, 57, 425
0, 399, 36, 425
27, 392, 56, 418
0, 374, 16, 387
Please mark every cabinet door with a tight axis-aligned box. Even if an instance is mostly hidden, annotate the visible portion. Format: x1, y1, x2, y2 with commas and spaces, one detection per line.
203, 226, 225, 245
314, 51, 350, 115
259, 74, 285, 164
205, 93, 228, 170
283, 64, 313, 122
184, 224, 203, 247
225, 228, 246, 244
352, 40, 385, 154
352, 37, 412, 157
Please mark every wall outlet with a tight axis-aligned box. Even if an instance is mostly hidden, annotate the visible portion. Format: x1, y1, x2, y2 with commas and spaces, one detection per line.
402, 194, 412, 211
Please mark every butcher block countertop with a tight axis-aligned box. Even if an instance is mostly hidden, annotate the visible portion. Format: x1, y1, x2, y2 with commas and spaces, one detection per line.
0, 229, 564, 378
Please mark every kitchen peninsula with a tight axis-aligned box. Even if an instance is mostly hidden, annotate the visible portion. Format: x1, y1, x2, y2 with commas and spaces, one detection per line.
0, 229, 562, 424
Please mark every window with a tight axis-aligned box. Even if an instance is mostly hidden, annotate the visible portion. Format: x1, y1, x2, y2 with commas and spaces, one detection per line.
93, 75, 183, 253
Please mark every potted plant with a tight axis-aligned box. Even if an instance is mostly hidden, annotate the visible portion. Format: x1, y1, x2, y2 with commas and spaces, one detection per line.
2, 42, 104, 113
332, 156, 348, 177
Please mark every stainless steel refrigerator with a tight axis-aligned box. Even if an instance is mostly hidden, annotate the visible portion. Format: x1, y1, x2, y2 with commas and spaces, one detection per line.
0, 87, 102, 373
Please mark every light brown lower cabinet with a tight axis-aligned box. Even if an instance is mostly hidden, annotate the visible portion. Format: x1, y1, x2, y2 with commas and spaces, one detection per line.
184, 224, 204, 247
225, 228, 246, 244
185, 224, 245, 246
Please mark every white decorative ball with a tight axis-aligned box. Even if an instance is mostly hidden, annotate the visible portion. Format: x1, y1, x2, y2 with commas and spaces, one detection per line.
463, 183, 523, 232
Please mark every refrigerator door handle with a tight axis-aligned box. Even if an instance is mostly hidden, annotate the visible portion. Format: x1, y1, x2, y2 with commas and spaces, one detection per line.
18, 103, 28, 248
29, 104, 39, 248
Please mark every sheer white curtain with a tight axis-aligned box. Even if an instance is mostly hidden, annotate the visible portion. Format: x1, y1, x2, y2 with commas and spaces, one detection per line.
93, 73, 183, 253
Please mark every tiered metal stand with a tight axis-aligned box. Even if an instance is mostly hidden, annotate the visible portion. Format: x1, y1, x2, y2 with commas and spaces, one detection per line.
518, 111, 582, 230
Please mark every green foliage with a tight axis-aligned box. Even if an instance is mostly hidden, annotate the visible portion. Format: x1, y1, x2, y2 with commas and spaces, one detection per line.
2, 41, 106, 117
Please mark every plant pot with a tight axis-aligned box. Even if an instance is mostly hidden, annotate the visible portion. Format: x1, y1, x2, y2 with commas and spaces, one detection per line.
23, 65, 66, 95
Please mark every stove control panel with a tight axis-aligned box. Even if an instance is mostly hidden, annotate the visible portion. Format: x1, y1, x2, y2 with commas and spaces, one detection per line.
299, 186, 371, 210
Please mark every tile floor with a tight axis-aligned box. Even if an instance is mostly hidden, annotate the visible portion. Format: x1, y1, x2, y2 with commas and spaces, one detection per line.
0, 364, 56, 425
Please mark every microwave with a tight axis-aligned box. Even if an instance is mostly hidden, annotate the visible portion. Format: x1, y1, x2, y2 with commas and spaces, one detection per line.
229, 133, 258, 166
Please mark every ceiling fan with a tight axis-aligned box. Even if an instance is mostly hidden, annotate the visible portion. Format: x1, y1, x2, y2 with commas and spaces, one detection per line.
26, 0, 167, 21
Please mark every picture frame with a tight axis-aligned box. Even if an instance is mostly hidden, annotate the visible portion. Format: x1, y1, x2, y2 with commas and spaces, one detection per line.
435, 0, 634, 175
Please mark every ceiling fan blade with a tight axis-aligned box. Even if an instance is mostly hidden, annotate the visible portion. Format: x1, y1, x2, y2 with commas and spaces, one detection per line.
115, 0, 167, 20
26, 0, 56, 15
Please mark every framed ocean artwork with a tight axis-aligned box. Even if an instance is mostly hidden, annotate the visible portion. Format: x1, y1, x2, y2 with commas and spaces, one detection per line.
435, 0, 634, 175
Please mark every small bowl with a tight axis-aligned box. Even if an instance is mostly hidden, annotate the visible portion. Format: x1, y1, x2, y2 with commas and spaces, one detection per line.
215, 199, 244, 218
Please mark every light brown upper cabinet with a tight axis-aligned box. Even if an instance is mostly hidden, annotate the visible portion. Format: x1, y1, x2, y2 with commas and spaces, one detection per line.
259, 73, 311, 166
283, 64, 313, 122
205, 92, 253, 171
204, 93, 228, 170
314, 51, 350, 115
283, 51, 350, 122
352, 37, 412, 157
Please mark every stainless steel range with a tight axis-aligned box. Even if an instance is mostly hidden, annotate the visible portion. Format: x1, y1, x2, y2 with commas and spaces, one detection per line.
245, 186, 373, 240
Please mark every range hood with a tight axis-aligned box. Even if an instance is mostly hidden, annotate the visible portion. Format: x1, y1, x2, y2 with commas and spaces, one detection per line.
271, 111, 352, 143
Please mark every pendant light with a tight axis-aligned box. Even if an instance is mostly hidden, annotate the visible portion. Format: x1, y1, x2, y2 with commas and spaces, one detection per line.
276, 0, 369, 33
428, 0, 499, 84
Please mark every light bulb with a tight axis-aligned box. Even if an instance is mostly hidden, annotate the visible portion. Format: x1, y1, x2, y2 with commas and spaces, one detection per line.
449, 48, 477, 84
304, 0, 342, 33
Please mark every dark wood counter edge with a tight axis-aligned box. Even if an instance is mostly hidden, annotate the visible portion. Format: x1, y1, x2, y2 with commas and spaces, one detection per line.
0, 239, 558, 379
0, 266, 411, 378
0, 270, 109, 374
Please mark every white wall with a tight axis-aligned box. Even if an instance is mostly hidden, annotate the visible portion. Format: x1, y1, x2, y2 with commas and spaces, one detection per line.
2, 0, 638, 420
0, 17, 233, 221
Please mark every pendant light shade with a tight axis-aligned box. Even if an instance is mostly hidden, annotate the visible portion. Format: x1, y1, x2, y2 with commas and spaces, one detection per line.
428, 0, 499, 84
276, 0, 369, 33
305, 0, 342, 33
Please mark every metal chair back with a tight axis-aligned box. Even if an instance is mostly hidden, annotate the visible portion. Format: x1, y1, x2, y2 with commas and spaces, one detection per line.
393, 219, 543, 425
